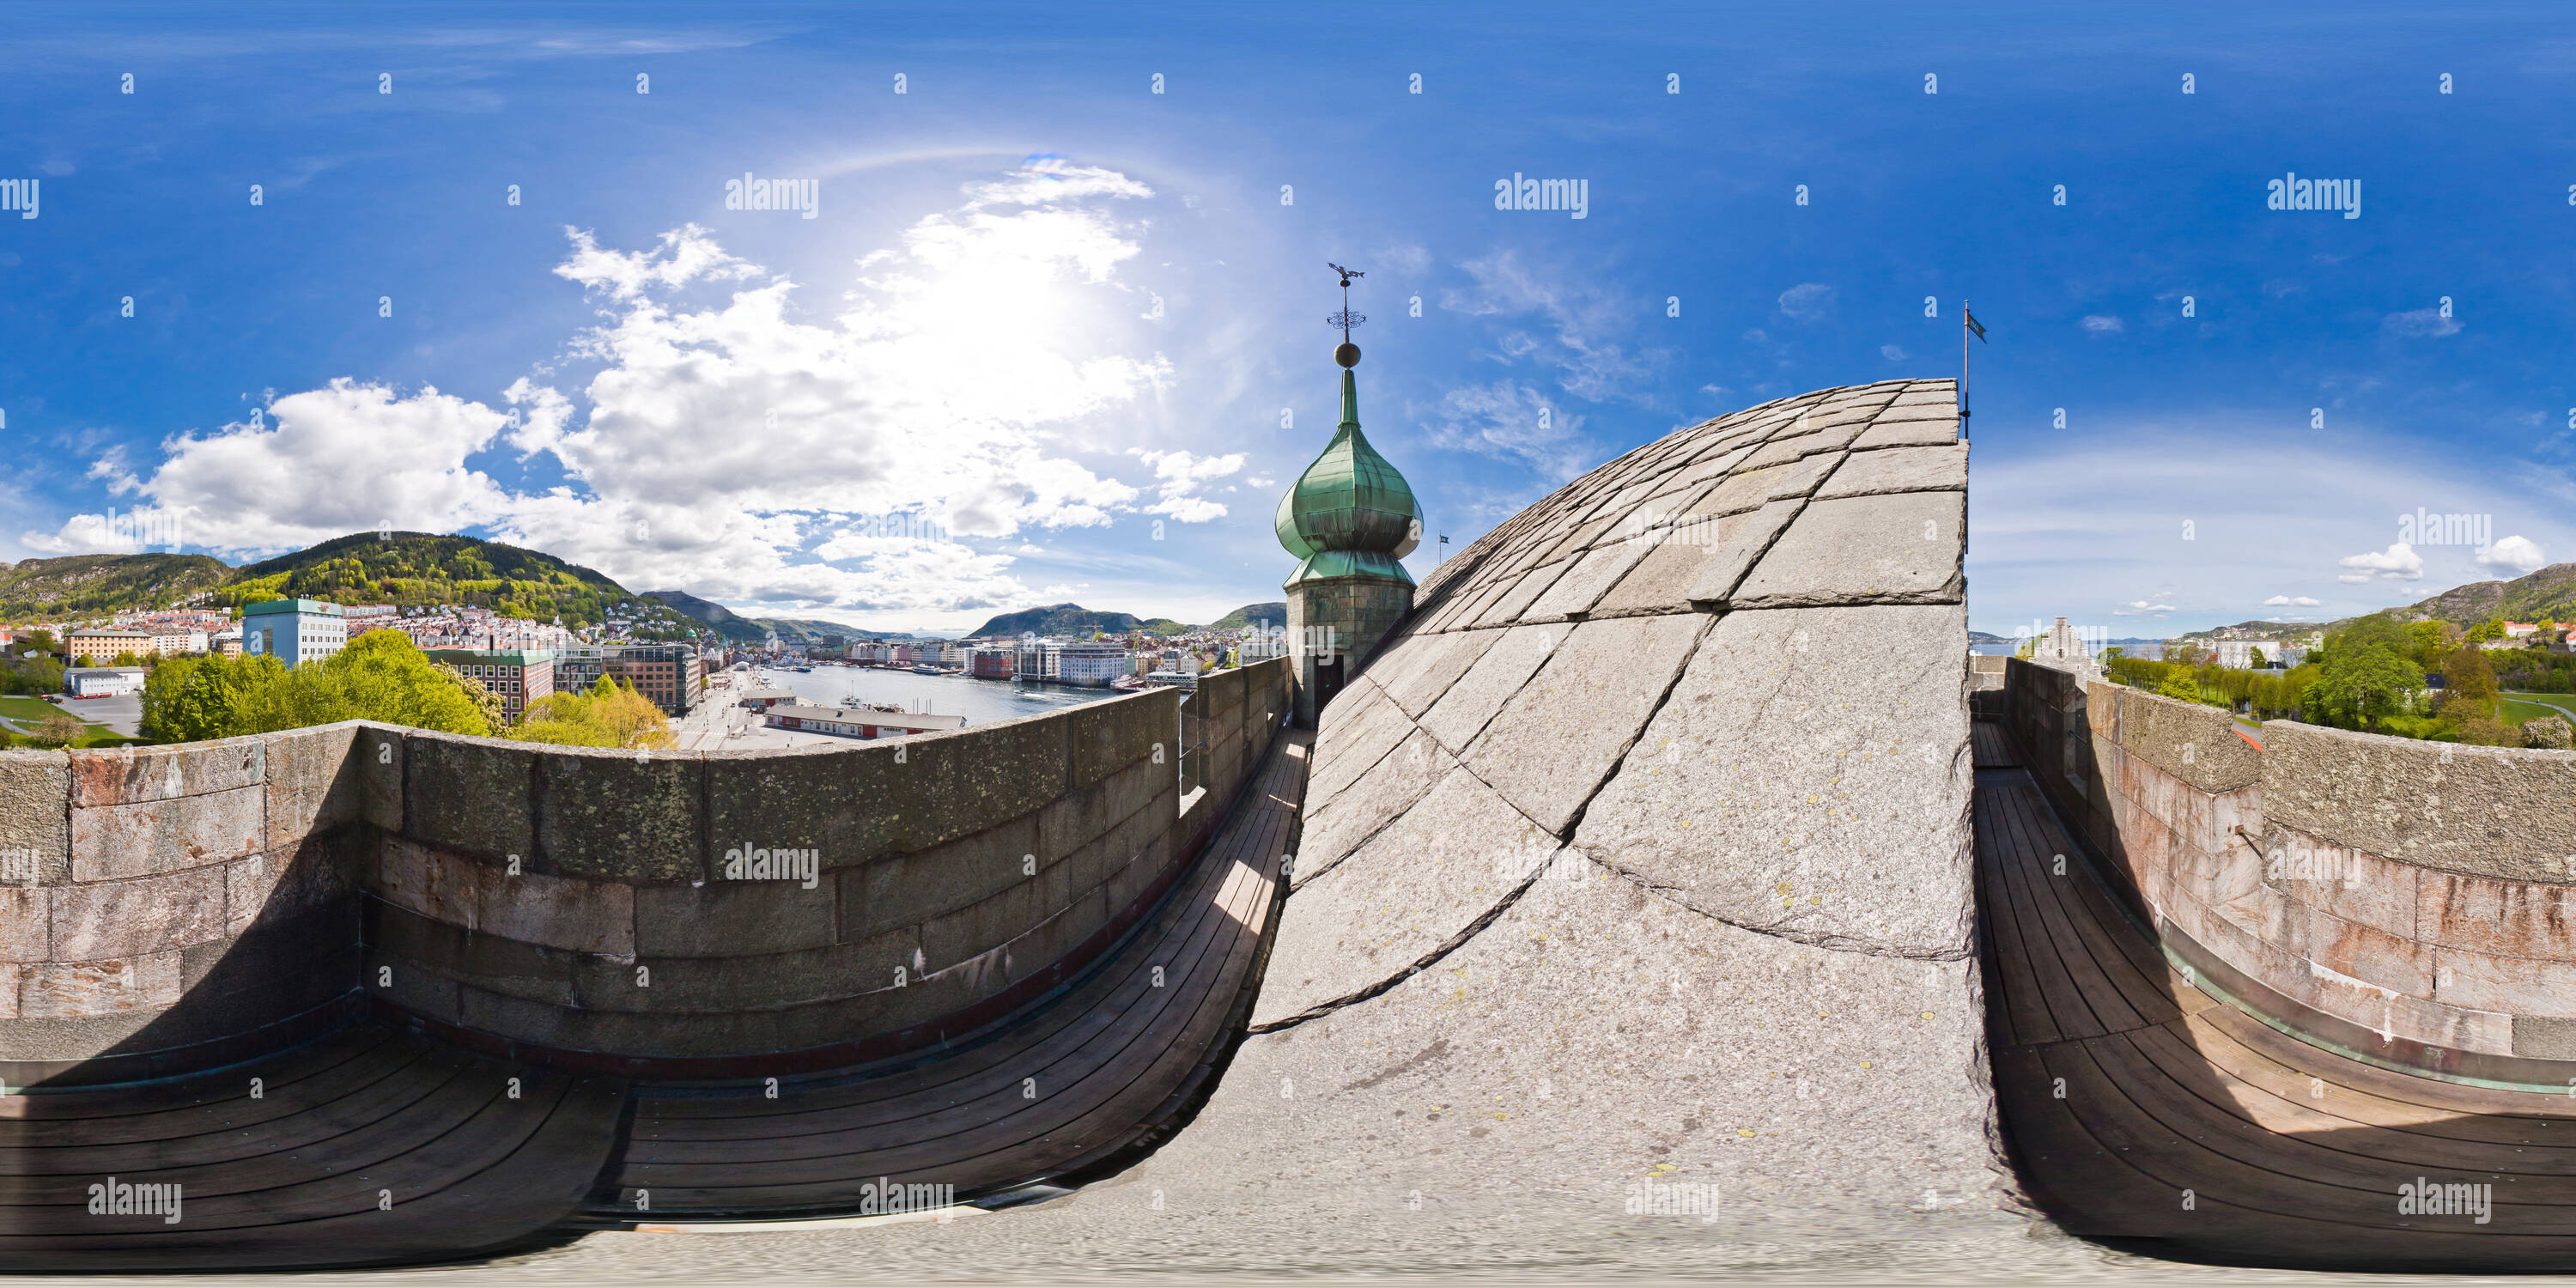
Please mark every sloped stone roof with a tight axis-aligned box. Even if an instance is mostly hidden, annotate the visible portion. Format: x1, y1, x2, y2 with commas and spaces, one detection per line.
1267, 378, 1974, 1024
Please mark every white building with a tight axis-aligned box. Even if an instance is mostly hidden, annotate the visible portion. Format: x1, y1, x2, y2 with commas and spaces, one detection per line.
241, 598, 347, 666
148, 628, 209, 657
65, 666, 148, 697
1050, 641, 1131, 688
2212, 640, 2285, 670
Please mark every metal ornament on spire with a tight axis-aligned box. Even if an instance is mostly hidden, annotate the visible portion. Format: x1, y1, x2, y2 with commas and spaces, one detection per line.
1327, 262, 1366, 366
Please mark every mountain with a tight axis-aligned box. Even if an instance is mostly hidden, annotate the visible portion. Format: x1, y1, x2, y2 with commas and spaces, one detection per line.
1, 533, 708, 637
218, 533, 702, 635
1966, 630, 2008, 645
1203, 601, 1288, 631
965, 603, 1189, 640
0, 553, 233, 620
2382, 563, 2576, 628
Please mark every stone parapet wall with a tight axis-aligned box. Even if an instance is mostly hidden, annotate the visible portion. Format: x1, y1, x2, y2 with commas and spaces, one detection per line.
0, 725, 380, 1084
2, 676, 1289, 1082
2001, 657, 2576, 1080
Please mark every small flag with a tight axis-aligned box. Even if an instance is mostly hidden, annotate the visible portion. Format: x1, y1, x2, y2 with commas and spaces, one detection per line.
1965, 309, 1988, 343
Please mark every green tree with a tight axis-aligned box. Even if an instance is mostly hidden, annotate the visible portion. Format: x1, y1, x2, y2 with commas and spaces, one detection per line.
136, 632, 491, 741
2249, 646, 2267, 667
2467, 617, 2508, 644
27, 711, 88, 748
2439, 645, 2500, 720
507, 676, 674, 749
2304, 641, 2421, 732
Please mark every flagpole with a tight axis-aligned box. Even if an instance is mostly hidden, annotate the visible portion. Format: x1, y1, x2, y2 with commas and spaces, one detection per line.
1960, 299, 1970, 442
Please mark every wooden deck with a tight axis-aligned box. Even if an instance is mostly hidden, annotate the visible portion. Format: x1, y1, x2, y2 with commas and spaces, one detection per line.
1976, 718, 2576, 1270
0, 1023, 625, 1270
587, 729, 1308, 1221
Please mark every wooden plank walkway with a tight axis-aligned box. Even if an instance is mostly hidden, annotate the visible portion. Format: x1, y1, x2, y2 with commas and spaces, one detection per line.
1977, 730, 2576, 1270
589, 729, 1309, 1221
0, 1023, 625, 1270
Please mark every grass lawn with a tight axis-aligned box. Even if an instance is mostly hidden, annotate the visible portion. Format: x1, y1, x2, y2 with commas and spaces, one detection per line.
0, 695, 71, 722
2500, 697, 2567, 726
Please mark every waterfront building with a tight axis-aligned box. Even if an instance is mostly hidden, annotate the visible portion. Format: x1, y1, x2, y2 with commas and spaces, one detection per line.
241, 599, 347, 666
1050, 641, 1130, 688
762, 703, 967, 739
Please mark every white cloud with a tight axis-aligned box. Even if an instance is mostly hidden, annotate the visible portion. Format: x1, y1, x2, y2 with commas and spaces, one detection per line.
1127, 447, 1245, 523
44, 162, 1199, 619
1880, 343, 1908, 361
2477, 534, 2548, 574
33, 379, 514, 555
1777, 283, 1834, 321
2337, 542, 2425, 583
2383, 307, 2462, 338
1425, 380, 1592, 482
2081, 314, 2123, 334
2263, 595, 2324, 606
2113, 600, 2175, 617
1442, 251, 1657, 403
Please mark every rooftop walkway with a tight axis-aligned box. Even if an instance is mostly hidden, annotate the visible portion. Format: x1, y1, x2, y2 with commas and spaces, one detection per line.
583, 729, 1305, 1222
1975, 714, 2576, 1271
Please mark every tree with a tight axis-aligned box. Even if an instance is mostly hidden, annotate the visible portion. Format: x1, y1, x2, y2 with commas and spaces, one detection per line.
136, 632, 491, 742
2304, 641, 2421, 732
2466, 617, 2508, 644
2250, 646, 2268, 668
507, 676, 674, 749
2439, 645, 2500, 720
2155, 671, 2206, 704
2406, 619, 2464, 665
27, 711, 88, 748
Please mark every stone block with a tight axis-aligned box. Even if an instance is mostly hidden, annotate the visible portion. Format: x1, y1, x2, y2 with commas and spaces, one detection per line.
2117, 687, 2260, 794
1297, 729, 1457, 882
0, 885, 46, 963
1577, 497, 1800, 612
1462, 613, 1710, 835
1570, 605, 1973, 957
354, 724, 405, 833
1037, 754, 1164, 866
1468, 561, 1572, 629
2513, 1015, 2576, 1060
920, 878, 1039, 975
375, 835, 485, 929
21, 950, 185, 1019
69, 737, 263, 806
368, 899, 579, 1007
70, 783, 264, 882
404, 732, 538, 866
1696, 453, 1841, 517
0, 963, 15, 1020
1370, 629, 1504, 720
224, 836, 356, 940
1419, 623, 1570, 755
0, 750, 72, 890
2262, 720, 2576, 883
1255, 767, 1565, 1025
636, 877, 835, 957
2260, 825, 2415, 942
2433, 945, 2576, 1018
1814, 444, 1968, 499
261, 722, 360, 854
52, 866, 228, 960
1521, 538, 1657, 621
1066, 687, 1175, 793
1850, 416, 1963, 450
838, 812, 1039, 944
478, 866, 636, 956
1733, 491, 1965, 608
1308, 683, 1416, 802
538, 747, 705, 883
2418, 868, 2576, 962
706, 739, 907, 874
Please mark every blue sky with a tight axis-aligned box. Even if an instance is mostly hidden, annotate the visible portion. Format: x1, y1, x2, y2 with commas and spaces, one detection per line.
5, 3, 2574, 638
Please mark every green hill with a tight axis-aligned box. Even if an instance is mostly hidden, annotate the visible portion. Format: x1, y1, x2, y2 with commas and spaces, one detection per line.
1202, 601, 1287, 631
212, 532, 700, 635
2387, 563, 2576, 628
966, 603, 1188, 640
0, 553, 233, 620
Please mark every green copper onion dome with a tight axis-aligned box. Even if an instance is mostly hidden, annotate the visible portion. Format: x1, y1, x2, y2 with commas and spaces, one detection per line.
1276, 350, 1420, 588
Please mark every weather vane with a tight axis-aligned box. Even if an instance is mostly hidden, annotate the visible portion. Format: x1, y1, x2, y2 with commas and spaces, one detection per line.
1327, 262, 1365, 367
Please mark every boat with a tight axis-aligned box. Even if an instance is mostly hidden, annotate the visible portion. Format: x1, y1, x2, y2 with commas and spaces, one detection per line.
908, 664, 940, 675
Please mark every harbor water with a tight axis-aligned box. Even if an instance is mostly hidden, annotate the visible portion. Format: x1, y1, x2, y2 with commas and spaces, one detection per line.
745, 664, 1115, 727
